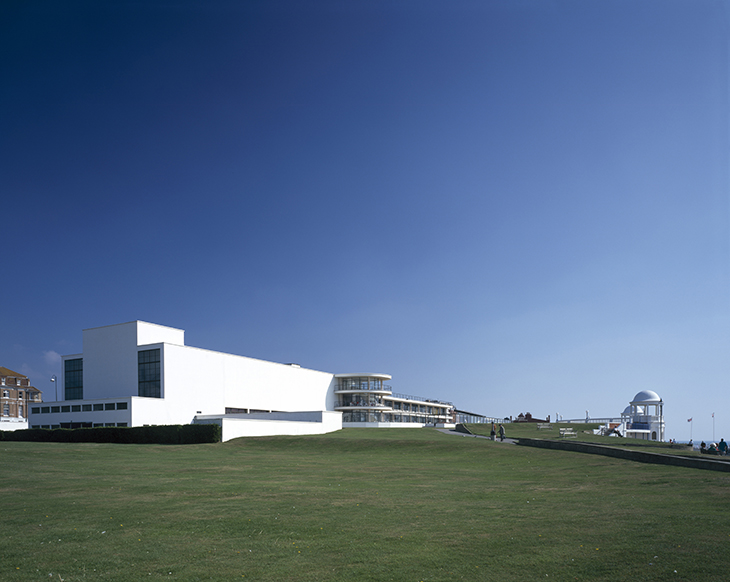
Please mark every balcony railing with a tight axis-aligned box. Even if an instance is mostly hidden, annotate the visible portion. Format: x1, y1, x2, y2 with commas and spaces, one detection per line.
342, 411, 451, 423
335, 384, 393, 392
390, 393, 453, 407
335, 400, 391, 409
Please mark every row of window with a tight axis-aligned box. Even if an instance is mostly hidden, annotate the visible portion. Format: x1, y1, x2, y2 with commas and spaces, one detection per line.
1, 389, 38, 399
336, 377, 390, 391
336, 395, 449, 414
454, 414, 494, 424
342, 411, 439, 423
1, 377, 25, 386
32, 402, 128, 414
32, 423, 128, 429
390, 402, 446, 414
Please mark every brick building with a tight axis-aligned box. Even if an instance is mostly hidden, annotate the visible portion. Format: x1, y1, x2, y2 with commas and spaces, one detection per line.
0, 367, 42, 430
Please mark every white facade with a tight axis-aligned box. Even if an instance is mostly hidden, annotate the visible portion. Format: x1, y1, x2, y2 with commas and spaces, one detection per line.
29, 321, 338, 440
29, 321, 451, 441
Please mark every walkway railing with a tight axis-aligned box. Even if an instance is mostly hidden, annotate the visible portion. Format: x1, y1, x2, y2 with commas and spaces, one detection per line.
561, 418, 622, 424
335, 400, 390, 409
389, 393, 453, 407
335, 384, 393, 392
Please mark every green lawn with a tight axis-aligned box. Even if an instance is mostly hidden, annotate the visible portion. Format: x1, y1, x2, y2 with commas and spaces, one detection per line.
467, 421, 604, 441
2, 428, 729, 581
468, 422, 704, 457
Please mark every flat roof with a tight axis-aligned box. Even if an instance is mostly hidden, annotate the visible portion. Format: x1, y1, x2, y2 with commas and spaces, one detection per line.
82, 320, 185, 333
454, 409, 489, 417
334, 373, 392, 380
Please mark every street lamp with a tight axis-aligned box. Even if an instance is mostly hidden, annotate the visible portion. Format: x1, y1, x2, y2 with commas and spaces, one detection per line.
51, 375, 57, 402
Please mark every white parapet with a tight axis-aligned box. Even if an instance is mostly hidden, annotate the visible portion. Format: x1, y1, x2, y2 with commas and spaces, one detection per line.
0, 418, 29, 431
194, 410, 342, 441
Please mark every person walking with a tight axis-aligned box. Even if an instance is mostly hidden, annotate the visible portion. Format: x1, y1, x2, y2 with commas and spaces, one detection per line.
499, 424, 505, 442
490, 423, 496, 441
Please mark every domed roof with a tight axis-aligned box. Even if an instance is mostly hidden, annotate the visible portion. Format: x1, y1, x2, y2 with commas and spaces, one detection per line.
631, 390, 661, 403
623, 405, 644, 415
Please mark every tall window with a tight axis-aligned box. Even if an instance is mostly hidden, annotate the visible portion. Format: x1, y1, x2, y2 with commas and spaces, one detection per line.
138, 349, 161, 398
64, 359, 83, 400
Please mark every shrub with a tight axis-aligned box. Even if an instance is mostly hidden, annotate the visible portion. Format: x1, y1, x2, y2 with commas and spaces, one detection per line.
2, 423, 221, 444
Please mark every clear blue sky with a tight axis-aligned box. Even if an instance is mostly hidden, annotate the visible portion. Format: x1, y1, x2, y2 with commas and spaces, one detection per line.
2, 0, 728, 441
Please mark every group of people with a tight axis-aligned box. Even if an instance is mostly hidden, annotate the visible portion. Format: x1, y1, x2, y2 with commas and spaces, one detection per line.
490, 423, 505, 441
700, 438, 728, 455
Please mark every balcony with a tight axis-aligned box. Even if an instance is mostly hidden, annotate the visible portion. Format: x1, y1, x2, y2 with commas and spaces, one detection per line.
335, 399, 392, 411
335, 384, 392, 394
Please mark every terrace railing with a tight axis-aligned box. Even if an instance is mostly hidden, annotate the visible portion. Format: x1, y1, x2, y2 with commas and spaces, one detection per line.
389, 392, 453, 407
335, 384, 393, 392
335, 400, 391, 409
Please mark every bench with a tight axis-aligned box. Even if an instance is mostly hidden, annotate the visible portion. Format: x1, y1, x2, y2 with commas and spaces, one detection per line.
536, 423, 553, 430
559, 428, 577, 438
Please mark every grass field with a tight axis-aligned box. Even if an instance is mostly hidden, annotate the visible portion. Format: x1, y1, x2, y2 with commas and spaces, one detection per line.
468, 423, 705, 457
2, 428, 729, 581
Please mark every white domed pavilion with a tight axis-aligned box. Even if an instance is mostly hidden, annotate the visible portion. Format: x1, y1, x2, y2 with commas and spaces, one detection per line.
620, 390, 664, 441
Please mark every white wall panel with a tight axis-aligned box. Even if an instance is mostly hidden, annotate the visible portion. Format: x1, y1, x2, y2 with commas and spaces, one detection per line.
82, 323, 138, 399
137, 322, 184, 347
202, 411, 342, 441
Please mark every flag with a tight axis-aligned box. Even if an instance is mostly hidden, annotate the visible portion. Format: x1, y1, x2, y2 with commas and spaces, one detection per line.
688, 418, 692, 422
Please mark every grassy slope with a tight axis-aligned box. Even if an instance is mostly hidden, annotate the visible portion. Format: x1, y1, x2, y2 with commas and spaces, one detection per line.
468, 422, 705, 457
1, 428, 729, 581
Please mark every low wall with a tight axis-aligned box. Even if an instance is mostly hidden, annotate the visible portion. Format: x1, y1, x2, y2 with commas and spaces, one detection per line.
195, 411, 342, 441
516, 438, 730, 473
0, 420, 28, 431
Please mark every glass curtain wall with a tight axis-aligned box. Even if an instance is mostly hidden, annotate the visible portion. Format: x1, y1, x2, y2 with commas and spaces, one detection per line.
337, 393, 384, 407
64, 359, 83, 400
342, 411, 385, 422
337, 377, 385, 391
138, 349, 161, 398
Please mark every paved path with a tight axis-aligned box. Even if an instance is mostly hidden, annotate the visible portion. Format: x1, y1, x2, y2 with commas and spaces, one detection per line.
435, 428, 517, 444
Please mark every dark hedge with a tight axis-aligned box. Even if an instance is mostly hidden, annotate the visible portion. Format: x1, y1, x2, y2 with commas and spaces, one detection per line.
0, 423, 221, 444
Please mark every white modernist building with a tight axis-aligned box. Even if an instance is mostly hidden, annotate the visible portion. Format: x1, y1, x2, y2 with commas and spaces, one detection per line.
620, 390, 665, 441
29, 321, 453, 441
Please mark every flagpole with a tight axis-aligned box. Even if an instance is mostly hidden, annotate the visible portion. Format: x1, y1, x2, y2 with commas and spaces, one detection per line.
713, 413, 715, 442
